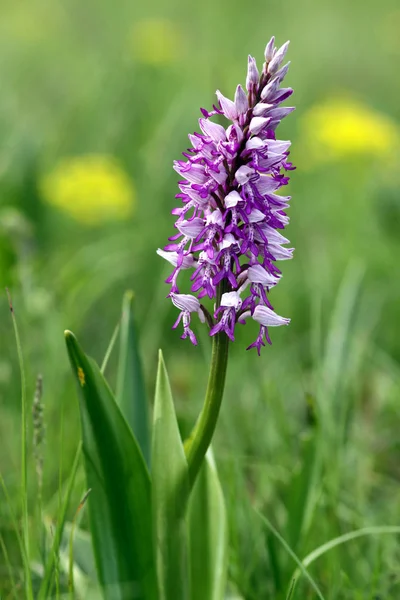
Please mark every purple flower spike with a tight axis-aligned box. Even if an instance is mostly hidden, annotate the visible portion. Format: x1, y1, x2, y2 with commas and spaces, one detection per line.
158, 37, 295, 352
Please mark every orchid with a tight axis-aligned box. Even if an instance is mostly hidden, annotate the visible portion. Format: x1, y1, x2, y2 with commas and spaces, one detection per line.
158, 36, 295, 352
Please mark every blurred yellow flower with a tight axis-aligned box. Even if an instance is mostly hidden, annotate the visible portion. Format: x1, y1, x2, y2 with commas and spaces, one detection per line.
41, 155, 134, 225
129, 18, 182, 66
300, 98, 400, 167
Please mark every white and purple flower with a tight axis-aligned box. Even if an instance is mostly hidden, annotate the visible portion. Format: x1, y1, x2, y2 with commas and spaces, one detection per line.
158, 38, 295, 353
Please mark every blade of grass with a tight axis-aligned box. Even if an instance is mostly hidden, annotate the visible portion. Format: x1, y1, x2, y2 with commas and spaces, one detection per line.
69, 489, 91, 599
319, 262, 365, 454
287, 525, 400, 599
62, 522, 97, 581
322, 263, 364, 401
52, 525, 61, 600
49, 520, 98, 599
6, 288, 33, 600
0, 472, 28, 573
100, 321, 120, 375
0, 532, 19, 599
265, 529, 282, 593
254, 509, 325, 600
285, 426, 319, 553
56, 387, 66, 599
37, 442, 82, 600
116, 291, 150, 466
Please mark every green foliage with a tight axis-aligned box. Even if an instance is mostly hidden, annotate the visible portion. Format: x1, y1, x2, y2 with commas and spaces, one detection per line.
255, 510, 325, 600
6, 289, 33, 600
285, 424, 318, 554
62, 311, 231, 600
0, 292, 231, 599
117, 291, 150, 466
65, 331, 157, 600
152, 351, 190, 600
62, 522, 97, 582
37, 444, 82, 600
188, 451, 228, 600
287, 526, 400, 599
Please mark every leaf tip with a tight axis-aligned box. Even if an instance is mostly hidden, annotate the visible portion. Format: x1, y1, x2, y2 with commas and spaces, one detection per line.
122, 290, 135, 314
124, 290, 135, 302
64, 331, 80, 363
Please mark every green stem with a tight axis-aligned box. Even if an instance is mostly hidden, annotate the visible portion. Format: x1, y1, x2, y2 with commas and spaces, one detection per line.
184, 330, 230, 487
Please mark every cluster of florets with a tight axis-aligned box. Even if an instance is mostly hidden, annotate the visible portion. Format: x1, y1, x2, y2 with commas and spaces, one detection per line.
157, 37, 295, 354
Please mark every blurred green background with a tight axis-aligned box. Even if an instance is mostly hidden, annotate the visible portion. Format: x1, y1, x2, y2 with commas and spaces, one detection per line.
1, 0, 400, 597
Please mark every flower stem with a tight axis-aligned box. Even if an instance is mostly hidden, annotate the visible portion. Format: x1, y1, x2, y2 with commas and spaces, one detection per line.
184, 329, 230, 487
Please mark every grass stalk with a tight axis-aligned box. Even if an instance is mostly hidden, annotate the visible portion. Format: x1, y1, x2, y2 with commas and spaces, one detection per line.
254, 509, 325, 600
100, 321, 120, 375
68, 488, 91, 599
6, 289, 33, 600
0, 532, 19, 600
287, 525, 400, 597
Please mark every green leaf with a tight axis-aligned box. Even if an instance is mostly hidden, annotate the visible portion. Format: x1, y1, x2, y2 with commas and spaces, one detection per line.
152, 350, 190, 600
65, 331, 157, 600
188, 450, 228, 600
285, 424, 319, 553
116, 291, 150, 466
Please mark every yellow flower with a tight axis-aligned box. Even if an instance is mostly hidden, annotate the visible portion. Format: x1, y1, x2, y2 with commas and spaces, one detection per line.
41, 155, 135, 225
300, 98, 400, 167
129, 18, 182, 66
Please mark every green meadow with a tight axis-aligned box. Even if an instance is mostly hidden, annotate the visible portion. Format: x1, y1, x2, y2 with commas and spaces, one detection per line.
1, 0, 400, 597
